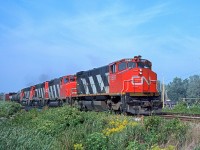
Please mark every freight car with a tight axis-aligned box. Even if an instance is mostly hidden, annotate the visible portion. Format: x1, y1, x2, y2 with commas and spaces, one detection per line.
11, 56, 162, 114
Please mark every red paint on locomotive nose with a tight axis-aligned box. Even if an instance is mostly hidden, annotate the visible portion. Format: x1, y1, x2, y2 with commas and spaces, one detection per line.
109, 56, 158, 95
60, 75, 77, 99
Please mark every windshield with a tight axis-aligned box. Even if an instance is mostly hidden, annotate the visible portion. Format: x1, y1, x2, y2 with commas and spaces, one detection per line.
70, 77, 75, 82
118, 62, 137, 71
128, 62, 136, 68
137, 61, 151, 69
64, 78, 69, 83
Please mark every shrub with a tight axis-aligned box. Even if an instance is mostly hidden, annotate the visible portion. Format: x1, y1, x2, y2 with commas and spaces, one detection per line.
144, 116, 162, 131
126, 141, 147, 150
0, 101, 21, 118
85, 132, 107, 150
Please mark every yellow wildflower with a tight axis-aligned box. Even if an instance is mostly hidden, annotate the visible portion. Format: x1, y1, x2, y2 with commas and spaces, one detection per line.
74, 143, 84, 150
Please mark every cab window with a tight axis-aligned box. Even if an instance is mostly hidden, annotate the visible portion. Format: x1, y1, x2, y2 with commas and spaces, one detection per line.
137, 62, 144, 68
128, 62, 136, 68
137, 62, 151, 69
118, 62, 127, 71
110, 64, 116, 73
144, 62, 151, 69
70, 77, 75, 82
64, 78, 69, 83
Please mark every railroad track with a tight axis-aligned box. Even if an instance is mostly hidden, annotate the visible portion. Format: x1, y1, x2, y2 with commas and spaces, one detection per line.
157, 113, 200, 122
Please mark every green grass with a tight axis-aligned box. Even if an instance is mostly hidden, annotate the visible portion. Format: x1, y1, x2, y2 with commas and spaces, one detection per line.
163, 102, 200, 115
0, 101, 21, 118
0, 102, 192, 150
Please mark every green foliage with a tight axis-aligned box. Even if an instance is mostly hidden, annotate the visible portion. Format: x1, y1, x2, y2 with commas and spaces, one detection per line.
187, 75, 200, 98
74, 143, 84, 150
151, 144, 175, 150
86, 132, 107, 150
0, 101, 21, 118
190, 104, 200, 114
126, 141, 146, 150
158, 118, 187, 145
0, 106, 109, 150
0, 105, 191, 150
163, 102, 200, 114
167, 75, 200, 101
194, 144, 200, 150
143, 116, 188, 147
144, 116, 161, 131
166, 77, 188, 101
166, 102, 187, 113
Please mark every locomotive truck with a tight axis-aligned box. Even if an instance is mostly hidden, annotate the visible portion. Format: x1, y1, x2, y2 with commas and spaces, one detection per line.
11, 56, 162, 114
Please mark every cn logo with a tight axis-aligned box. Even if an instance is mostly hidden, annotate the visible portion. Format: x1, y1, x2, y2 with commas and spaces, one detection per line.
131, 76, 150, 85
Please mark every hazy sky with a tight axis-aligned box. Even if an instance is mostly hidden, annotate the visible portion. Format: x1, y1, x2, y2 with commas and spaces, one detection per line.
1, 0, 200, 92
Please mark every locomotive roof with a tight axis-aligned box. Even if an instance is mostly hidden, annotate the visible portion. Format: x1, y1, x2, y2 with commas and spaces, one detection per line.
22, 87, 31, 91
34, 82, 45, 88
76, 65, 108, 75
48, 78, 61, 84
109, 56, 151, 65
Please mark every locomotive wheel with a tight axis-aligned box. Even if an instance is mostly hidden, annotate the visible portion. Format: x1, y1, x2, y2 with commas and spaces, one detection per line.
81, 105, 88, 111
59, 100, 63, 106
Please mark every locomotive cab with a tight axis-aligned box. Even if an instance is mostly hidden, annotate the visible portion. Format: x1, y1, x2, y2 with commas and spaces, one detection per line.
109, 56, 158, 95
60, 75, 77, 103
20, 87, 31, 106
32, 82, 49, 106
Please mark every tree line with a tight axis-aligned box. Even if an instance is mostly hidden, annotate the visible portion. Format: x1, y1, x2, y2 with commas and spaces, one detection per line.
0, 93, 4, 100
166, 75, 200, 101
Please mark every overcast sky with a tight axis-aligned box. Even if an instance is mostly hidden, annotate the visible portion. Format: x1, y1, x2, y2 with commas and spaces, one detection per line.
1, 0, 200, 92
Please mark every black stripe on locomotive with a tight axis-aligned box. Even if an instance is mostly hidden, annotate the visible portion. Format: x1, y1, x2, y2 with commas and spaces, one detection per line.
76, 65, 109, 95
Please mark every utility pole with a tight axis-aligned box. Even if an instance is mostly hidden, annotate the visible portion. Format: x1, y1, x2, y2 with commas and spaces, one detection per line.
162, 77, 165, 108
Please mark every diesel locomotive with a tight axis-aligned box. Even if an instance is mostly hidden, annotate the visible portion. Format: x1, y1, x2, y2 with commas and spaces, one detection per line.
11, 56, 162, 114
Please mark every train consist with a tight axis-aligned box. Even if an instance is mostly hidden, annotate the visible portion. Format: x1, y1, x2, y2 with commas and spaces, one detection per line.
11, 56, 162, 114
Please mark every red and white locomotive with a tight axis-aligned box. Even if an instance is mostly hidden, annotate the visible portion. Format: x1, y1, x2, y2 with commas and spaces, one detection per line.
11, 56, 162, 114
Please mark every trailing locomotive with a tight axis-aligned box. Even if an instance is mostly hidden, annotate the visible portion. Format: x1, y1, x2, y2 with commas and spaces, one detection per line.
11, 56, 162, 114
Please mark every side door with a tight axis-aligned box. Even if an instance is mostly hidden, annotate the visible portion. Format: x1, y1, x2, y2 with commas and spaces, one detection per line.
109, 62, 121, 94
